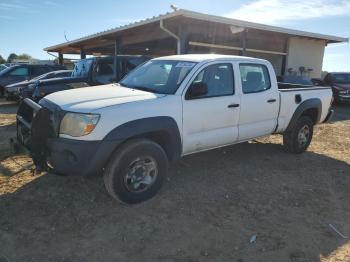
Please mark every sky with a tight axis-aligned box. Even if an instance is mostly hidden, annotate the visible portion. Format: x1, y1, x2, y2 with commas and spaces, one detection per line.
0, 0, 349, 72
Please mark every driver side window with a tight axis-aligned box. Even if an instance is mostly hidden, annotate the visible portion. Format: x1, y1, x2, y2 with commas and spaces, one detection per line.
188, 63, 234, 99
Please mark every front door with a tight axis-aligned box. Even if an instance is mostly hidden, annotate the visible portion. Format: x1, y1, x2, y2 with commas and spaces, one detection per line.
238, 63, 279, 141
182, 62, 240, 155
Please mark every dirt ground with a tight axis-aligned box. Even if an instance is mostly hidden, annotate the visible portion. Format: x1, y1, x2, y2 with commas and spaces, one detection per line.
0, 98, 349, 262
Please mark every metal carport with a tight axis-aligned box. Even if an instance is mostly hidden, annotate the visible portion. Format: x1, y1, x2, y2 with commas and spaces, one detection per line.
44, 9, 347, 78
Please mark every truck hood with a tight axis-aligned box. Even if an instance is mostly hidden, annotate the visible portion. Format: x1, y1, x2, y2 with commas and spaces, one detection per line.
42, 84, 165, 113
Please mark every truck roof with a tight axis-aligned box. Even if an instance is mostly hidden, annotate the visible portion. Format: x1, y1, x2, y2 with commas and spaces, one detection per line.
153, 54, 268, 63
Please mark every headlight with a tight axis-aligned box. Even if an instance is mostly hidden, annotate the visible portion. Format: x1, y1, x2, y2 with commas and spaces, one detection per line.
60, 113, 100, 137
338, 90, 347, 94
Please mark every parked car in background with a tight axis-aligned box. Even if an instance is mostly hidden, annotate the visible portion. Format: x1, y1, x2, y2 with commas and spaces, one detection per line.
5, 70, 72, 100
277, 75, 314, 86
71, 55, 150, 84
17, 54, 333, 204
30, 78, 90, 102
0, 64, 66, 97
19, 55, 150, 101
323, 72, 350, 103
0, 64, 7, 72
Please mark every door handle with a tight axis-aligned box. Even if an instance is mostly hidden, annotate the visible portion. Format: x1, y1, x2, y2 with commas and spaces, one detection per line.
228, 103, 240, 108
267, 99, 276, 103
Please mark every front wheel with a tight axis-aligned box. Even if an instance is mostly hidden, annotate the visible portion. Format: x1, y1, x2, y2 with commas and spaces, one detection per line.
103, 139, 168, 204
283, 116, 314, 154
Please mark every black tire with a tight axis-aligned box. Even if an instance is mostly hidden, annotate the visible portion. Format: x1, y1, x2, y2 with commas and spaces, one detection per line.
283, 116, 314, 154
103, 139, 168, 204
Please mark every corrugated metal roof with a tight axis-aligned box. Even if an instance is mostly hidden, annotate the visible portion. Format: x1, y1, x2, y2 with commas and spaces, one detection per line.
44, 9, 348, 52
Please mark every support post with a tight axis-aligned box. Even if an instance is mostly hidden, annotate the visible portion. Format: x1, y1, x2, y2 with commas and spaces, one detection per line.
159, 19, 180, 55
114, 39, 121, 82
179, 24, 188, 54
80, 49, 86, 59
281, 37, 290, 76
58, 53, 63, 65
240, 29, 247, 56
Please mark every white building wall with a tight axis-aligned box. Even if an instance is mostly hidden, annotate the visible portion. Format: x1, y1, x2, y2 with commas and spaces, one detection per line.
286, 37, 326, 78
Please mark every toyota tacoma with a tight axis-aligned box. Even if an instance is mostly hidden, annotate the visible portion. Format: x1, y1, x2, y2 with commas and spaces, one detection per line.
16, 54, 334, 204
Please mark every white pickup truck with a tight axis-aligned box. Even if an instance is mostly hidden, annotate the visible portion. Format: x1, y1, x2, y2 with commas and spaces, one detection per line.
16, 54, 333, 203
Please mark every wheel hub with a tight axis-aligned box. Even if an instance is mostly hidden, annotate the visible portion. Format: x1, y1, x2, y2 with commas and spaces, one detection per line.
124, 156, 158, 193
298, 125, 310, 146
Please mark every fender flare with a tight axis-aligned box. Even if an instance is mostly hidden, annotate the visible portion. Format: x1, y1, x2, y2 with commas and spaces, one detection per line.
104, 116, 182, 161
286, 98, 322, 132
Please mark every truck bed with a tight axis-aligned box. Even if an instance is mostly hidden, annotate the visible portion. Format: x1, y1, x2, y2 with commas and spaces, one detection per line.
276, 83, 332, 133
278, 82, 315, 90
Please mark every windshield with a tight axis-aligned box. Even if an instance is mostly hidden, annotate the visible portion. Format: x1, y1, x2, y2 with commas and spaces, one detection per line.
72, 59, 93, 78
120, 60, 196, 94
332, 74, 350, 84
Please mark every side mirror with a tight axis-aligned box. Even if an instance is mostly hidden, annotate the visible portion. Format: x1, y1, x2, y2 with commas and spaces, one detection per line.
187, 82, 208, 99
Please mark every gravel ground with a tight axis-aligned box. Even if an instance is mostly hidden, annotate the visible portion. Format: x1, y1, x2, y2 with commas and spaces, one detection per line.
0, 98, 349, 262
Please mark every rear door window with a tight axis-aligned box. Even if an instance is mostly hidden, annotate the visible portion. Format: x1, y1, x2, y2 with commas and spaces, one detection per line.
239, 64, 271, 94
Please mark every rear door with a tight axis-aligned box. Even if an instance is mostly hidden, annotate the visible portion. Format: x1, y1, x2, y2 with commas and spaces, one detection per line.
182, 62, 240, 154
238, 63, 279, 141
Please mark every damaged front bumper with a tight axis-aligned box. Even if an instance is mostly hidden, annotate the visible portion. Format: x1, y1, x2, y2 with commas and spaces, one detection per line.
16, 98, 119, 176
17, 98, 56, 171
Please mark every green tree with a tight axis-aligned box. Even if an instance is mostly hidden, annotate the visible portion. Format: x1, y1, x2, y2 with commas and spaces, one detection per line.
17, 53, 32, 60
7, 53, 18, 63
0, 55, 5, 64
7, 53, 32, 63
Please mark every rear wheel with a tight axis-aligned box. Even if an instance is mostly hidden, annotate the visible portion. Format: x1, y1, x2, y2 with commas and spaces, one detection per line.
283, 116, 314, 154
103, 139, 168, 204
